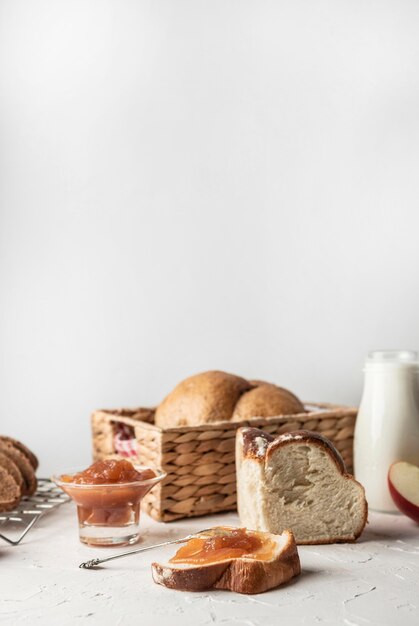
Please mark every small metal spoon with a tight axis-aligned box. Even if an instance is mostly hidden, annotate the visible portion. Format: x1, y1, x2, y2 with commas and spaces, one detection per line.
79, 528, 215, 570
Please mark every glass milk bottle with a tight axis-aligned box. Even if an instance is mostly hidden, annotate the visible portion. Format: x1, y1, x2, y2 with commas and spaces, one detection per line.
354, 350, 419, 512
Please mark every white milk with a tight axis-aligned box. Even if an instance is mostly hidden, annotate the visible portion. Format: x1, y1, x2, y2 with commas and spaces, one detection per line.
354, 350, 419, 512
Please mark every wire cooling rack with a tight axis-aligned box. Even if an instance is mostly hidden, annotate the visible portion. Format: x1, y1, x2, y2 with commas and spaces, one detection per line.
0, 479, 70, 546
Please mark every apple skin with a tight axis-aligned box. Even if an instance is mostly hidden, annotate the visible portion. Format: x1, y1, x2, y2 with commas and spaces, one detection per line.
388, 465, 419, 524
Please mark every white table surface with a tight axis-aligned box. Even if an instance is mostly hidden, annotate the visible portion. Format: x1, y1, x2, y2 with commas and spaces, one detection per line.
1, 501, 418, 626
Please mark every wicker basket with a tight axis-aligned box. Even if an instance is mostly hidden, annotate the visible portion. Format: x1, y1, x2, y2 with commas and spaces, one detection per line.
91, 403, 357, 522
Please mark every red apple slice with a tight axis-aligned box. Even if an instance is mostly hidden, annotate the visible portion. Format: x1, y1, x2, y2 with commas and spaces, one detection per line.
388, 461, 419, 523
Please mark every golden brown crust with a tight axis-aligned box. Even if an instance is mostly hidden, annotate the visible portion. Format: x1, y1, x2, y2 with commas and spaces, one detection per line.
231, 384, 305, 422
248, 380, 304, 404
155, 371, 251, 428
155, 372, 305, 428
0, 442, 37, 496
247, 379, 270, 386
151, 529, 300, 594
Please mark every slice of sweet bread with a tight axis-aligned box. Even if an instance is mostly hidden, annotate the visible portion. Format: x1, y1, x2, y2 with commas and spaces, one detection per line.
0, 436, 38, 470
152, 526, 300, 594
0, 452, 24, 492
236, 428, 367, 544
0, 466, 21, 511
0, 442, 37, 496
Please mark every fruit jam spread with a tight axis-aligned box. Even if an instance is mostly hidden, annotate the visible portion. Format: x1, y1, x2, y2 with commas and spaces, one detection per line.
170, 527, 276, 565
61, 459, 155, 485
60, 460, 157, 528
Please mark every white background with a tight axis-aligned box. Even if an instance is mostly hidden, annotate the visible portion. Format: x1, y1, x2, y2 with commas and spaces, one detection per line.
1, 0, 419, 474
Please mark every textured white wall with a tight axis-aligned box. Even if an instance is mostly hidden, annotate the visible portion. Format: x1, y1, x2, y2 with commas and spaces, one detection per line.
1, 0, 419, 474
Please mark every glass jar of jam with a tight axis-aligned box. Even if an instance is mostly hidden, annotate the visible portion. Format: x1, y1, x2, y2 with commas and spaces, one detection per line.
53, 459, 166, 547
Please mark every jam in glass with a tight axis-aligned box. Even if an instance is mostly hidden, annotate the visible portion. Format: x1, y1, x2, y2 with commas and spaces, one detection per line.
54, 459, 165, 547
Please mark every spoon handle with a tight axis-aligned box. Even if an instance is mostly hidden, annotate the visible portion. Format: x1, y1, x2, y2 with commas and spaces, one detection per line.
79, 536, 189, 569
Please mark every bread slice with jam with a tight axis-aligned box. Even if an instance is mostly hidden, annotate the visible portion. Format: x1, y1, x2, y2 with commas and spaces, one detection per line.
151, 526, 300, 594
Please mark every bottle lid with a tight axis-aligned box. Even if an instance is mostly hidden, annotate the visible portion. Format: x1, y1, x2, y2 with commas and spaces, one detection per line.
366, 350, 418, 367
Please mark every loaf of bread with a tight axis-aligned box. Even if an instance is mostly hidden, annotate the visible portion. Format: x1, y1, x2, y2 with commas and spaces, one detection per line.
151, 526, 301, 594
154, 371, 305, 428
236, 428, 367, 544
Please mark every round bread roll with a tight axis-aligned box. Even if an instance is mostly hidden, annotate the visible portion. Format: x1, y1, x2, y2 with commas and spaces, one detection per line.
155, 371, 251, 428
231, 383, 305, 422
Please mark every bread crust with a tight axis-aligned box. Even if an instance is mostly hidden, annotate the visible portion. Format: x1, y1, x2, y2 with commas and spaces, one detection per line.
237, 428, 368, 544
240, 427, 275, 460
155, 371, 251, 428
154, 371, 305, 428
152, 561, 230, 592
213, 532, 301, 593
232, 384, 305, 422
151, 529, 300, 594
239, 428, 346, 472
